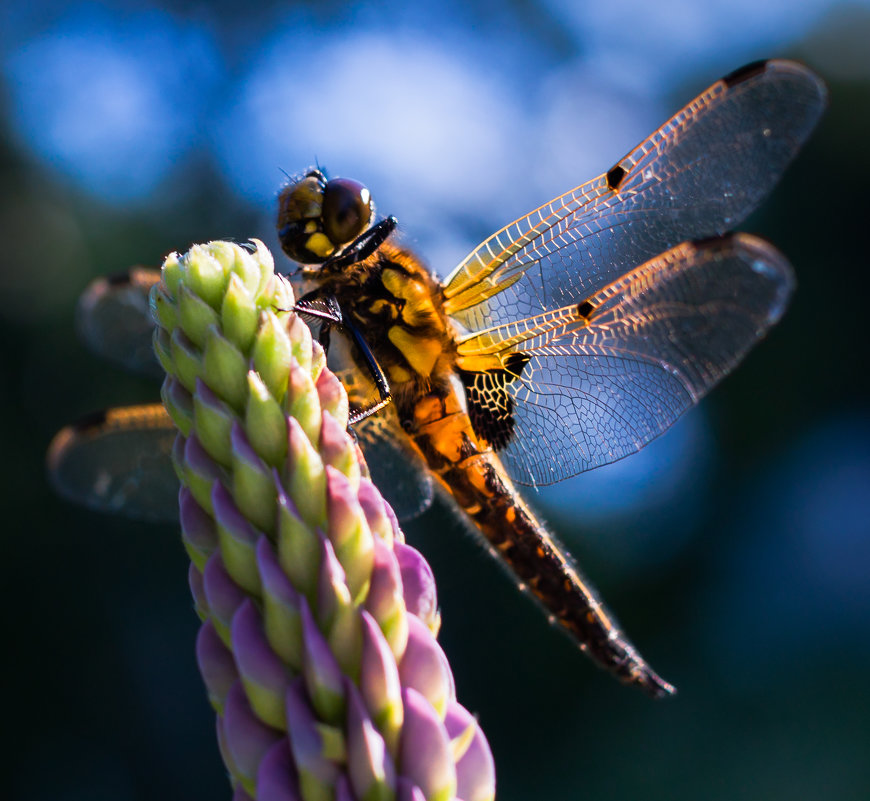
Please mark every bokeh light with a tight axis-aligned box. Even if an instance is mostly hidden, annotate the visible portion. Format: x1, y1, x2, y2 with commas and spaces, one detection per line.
5, 6, 223, 202
4, 1, 870, 800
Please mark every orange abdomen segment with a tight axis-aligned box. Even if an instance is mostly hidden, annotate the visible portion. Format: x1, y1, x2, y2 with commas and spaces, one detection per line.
405, 381, 675, 698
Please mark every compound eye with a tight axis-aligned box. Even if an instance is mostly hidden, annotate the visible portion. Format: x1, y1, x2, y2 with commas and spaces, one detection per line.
322, 178, 372, 246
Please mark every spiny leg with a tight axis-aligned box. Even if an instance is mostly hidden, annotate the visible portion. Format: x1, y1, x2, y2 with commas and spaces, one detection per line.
293, 293, 393, 425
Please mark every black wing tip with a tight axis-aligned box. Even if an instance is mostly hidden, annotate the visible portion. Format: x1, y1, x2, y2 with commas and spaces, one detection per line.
690, 231, 793, 269
86, 266, 161, 292
690, 232, 736, 249
722, 59, 828, 104
690, 230, 775, 252
104, 268, 138, 287
690, 230, 786, 259
45, 410, 111, 475
687, 233, 795, 320
68, 408, 112, 432
77, 273, 130, 320
722, 59, 771, 88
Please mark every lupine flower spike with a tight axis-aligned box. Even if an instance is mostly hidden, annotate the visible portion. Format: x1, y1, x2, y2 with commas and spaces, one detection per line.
151, 240, 495, 801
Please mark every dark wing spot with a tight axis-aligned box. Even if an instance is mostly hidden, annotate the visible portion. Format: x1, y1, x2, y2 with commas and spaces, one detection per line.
503, 352, 530, 378
722, 60, 769, 88
71, 409, 111, 431
606, 164, 627, 191
690, 233, 736, 254
577, 300, 595, 319
105, 270, 136, 287
459, 353, 531, 451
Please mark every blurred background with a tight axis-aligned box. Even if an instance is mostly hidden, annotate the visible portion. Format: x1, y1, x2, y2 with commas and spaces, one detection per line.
3, 1, 869, 799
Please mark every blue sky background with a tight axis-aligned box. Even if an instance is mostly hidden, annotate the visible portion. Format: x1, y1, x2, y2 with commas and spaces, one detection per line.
3, 2, 870, 800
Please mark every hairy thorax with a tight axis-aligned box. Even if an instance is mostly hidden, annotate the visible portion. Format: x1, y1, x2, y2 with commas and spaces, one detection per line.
309, 242, 460, 419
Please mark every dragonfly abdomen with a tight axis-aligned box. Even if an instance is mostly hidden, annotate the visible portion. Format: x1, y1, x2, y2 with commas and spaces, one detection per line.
405, 380, 676, 698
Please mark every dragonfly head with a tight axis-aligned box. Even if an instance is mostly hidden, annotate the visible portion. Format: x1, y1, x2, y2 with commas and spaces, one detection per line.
277, 168, 373, 266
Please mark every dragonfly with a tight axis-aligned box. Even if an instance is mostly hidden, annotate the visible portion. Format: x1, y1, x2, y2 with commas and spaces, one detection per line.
49, 59, 826, 697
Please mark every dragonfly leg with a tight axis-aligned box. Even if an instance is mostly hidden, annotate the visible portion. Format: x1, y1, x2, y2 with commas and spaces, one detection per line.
293, 292, 345, 326
342, 313, 392, 422
293, 293, 393, 426
322, 216, 398, 272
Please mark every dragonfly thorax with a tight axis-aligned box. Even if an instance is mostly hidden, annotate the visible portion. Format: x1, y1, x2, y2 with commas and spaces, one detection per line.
310, 241, 459, 415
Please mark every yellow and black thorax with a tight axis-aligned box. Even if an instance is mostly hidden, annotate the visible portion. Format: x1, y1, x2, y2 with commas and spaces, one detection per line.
308, 242, 460, 417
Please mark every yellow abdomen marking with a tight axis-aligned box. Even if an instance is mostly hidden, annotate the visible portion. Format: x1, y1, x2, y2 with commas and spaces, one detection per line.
427, 415, 468, 463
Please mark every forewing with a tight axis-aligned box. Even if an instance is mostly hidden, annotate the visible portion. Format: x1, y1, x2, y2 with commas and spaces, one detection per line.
76, 267, 164, 379
442, 60, 824, 331
47, 403, 179, 521
455, 234, 793, 485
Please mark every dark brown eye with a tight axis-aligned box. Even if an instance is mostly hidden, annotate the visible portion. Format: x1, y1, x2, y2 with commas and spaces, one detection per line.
322, 178, 372, 246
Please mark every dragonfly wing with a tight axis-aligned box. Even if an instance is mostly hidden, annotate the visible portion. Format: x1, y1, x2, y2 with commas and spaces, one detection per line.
76, 267, 164, 379
354, 409, 435, 520
335, 364, 435, 520
442, 60, 824, 332
455, 234, 793, 485
47, 403, 180, 521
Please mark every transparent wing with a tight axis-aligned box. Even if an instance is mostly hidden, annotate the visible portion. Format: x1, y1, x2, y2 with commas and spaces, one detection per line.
47, 403, 179, 521
76, 267, 164, 379
70, 267, 434, 520
76, 255, 301, 378
336, 365, 435, 520
353, 409, 435, 520
455, 234, 793, 485
442, 60, 824, 332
